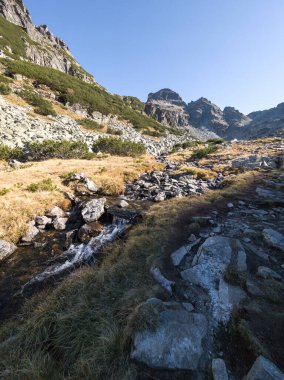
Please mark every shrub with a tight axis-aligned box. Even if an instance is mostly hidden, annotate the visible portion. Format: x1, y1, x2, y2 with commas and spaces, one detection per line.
19, 89, 56, 116
143, 130, 166, 138
80, 118, 103, 130
0, 143, 23, 160
207, 138, 225, 145
191, 145, 219, 159
171, 141, 201, 152
25, 140, 93, 161
0, 83, 11, 95
26, 178, 56, 192
107, 127, 123, 136
93, 137, 146, 157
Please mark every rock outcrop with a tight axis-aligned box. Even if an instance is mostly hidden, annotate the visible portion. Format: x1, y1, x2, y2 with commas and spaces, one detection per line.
145, 89, 284, 140
0, 0, 94, 81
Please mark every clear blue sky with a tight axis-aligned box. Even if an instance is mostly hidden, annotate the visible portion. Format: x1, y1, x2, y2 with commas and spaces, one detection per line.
25, 0, 284, 114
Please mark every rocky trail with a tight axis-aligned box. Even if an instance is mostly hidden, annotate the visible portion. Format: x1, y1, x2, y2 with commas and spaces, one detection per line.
0, 150, 283, 379
132, 170, 284, 379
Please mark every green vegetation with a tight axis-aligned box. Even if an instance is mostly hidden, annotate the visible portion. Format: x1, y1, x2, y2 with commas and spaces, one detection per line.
1, 59, 169, 134
0, 188, 9, 196
171, 140, 201, 152
0, 83, 11, 95
191, 145, 219, 159
122, 96, 145, 112
79, 118, 103, 130
0, 143, 23, 161
19, 89, 56, 116
207, 138, 225, 145
93, 137, 146, 157
143, 130, 166, 138
107, 127, 123, 136
0, 16, 36, 59
26, 140, 93, 161
26, 178, 57, 192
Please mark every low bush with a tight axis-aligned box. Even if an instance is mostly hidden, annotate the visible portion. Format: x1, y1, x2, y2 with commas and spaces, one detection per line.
80, 118, 103, 130
107, 127, 123, 136
0, 83, 11, 95
171, 140, 201, 152
207, 138, 225, 145
26, 178, 56, 192
143, 130, 166, 138
0, 143, 23, 160
191, 145, 219, 159
93, 137, 146, 157
26, 140, 94, 161
0, 188, 9, 196
19, 89, 56, 116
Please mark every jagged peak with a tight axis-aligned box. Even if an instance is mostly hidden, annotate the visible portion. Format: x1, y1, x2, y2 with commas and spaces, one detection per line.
147, 88, 185, 105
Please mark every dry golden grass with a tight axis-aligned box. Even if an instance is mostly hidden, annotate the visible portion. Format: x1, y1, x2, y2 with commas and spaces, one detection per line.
174, 166, 217, 180
0, 155, 162, 242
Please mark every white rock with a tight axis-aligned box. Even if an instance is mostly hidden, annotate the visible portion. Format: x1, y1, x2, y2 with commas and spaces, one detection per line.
81, 198, 106, 223
246, 355, 284, 380
0, 239, 17, 261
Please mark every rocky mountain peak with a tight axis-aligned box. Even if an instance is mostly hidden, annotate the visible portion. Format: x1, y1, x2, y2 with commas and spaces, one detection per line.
147, 88, 185, 107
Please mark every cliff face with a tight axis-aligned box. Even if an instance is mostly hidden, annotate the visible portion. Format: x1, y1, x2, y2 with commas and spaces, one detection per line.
0, 0, 94, 82
145, 89, 190, 129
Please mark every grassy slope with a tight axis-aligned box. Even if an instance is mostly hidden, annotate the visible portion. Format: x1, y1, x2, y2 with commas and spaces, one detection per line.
0, 155, 162, 243
1, 59, 169, 136
0, 172, 262, 380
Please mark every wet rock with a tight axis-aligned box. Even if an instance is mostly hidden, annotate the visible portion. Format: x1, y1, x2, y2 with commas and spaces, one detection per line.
150, 267, 175, 294
0, 239, 17, 261
131, 301, 207, 370
246, 355, 284, 380
212, 358, 229, 380
257, 266, 281, 280
227, 202, 234, 209
53, 217, 68, 231
78, 222, 103, 243
21, 222, 39, 243
262, 228, 284, 253
81, 198, 106, 223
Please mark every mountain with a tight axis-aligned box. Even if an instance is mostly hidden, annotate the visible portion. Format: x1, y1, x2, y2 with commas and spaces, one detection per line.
0, 0, 93, 82
145, 88, 284, 139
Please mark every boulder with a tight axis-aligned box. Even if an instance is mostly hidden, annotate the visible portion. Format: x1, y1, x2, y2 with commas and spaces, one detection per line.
131, 301, 207, 370
262, 228, 284, 253
246, 356, 284, 380
0, 239, 17, 261
181, 236, 247, 323
21, 222, 39, 243
53, 217, 68, 231
47, 206, 66, 218
78, 222, 103, 243
117, 199, 129, 208
150, 267, 175, 294
35, 215, 52, 227
81, 198, 106, 223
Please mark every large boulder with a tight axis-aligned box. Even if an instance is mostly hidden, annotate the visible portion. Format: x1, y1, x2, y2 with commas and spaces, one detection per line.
0, 239, 17, 261
21, 222, 39, 243
245, 356, 284, 380
131, 300, 207, 370
81, 198, 106, 223
181, 236, 247, 323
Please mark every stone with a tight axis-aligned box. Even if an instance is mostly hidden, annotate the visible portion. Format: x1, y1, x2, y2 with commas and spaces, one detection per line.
227, 202, 234, 208
257, 266, 281, 280
117, 199, 129, 208
0, 239, 17, 261
53, 217, 68, 231
262, 228, 284, 253
78, 223, 103, 243
246, 355, 284, 380
35, 215, 52, 227
47, 206, 65, 218
181, 236, 247, 323
171, 239, 201, 266
212, 358, 229, 380
83, 177, 98, 193
150, 267, 175, 294
154, 192, 166, 202
131, 306, 207, 370
81, 198, 106, 223
21, 222, 39, 243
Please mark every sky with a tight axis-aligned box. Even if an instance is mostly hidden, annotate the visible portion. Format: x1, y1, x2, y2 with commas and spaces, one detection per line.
24, 0, 284, 114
